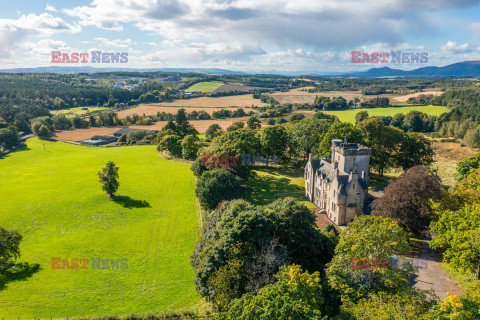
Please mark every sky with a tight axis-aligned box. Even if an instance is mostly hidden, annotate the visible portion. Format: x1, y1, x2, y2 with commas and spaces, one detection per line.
2, 0, 480, 73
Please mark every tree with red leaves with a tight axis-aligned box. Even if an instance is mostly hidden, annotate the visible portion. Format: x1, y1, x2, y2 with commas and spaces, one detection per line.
371, 166, 442, 234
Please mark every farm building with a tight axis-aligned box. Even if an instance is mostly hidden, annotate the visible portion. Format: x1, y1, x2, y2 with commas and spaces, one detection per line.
80, 139, 108, 146
113, 127, 158, 137
91, 135, 118, 143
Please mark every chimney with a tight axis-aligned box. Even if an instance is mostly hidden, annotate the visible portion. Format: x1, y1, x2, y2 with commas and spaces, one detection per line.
308, 153, 312, 161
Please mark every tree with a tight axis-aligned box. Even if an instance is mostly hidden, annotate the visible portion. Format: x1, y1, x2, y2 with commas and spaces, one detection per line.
218, 265, 325, 320
52, 115, 71, 130
206, 129, 261, 178
290, 114, 305, 122
0, 126, 21, 151
358, 118, 404, 175
259, 125, 288, 159
195, 169, 242, 210
31, 121, 52, 138
37, 124, 52, 138
430, 202, 480, 278
454, 153, 480, 183
403, 111, 424, 132
317, 122, 364, 158
157, 134, 182, 157
246, 117, 261, 129
191, 198, 335, 306
206, 124, 222, 140
372, 166, 442, 234
355, 111, 369, 124
430, 285, 480, 319
326, 215, 412, 302
227, 121, 245, 132
0, 227, 22, 273
345, 288, 436, 320
395, 133, 434, 170
181, 134, 199, 160
288, 118, 333, 158
98, 161, 119, 198
463, 128, 480, 148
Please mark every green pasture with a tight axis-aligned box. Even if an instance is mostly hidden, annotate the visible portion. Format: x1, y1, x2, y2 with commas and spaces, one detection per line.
325, 105, 448, 123
186, 82, 224, 93
0, 139, 203, 319
51, 106, 108, 117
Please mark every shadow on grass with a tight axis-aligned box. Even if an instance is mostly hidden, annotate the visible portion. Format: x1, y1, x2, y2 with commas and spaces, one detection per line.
114, 195, 151, 209
369, 174, 393, 189
0, 262, 41, 291
0, 145, 30, 160
243, 172, 303, 206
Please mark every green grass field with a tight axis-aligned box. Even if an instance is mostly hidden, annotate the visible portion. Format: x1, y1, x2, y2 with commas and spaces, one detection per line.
51, 106, 108, 117
325, 105, 448, 123
186, 82, 224, 93
0, 139, 203, 319
244, 168, 316, 209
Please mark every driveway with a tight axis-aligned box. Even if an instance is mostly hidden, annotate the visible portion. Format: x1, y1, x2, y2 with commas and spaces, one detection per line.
408, 240, 464, 299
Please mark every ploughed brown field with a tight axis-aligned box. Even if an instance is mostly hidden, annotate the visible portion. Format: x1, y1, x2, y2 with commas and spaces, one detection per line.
118, 105, 255, 118
213, 84, 260, 93
391, 91, 443, 103
269, 90, 362, 104
133, 94, 267, 108
54, 120, 235, 141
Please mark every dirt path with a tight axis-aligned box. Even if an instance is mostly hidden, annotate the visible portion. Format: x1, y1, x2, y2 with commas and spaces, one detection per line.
409, 240, 464, 299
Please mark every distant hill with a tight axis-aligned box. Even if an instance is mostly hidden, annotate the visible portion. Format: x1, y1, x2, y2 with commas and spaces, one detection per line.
345, 61, 480, 77
0, 66, 247, 75
1, 61, 480, 77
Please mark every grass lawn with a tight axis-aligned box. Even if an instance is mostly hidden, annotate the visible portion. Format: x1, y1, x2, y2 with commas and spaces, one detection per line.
243, 167, 316, 209
0, 139, 203, 319
51, 106, 108, 117
325, 105, 448, 123
186, 82, 224, 93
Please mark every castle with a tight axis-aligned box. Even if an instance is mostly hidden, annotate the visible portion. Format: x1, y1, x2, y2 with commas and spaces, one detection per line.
304, 139, 371, 226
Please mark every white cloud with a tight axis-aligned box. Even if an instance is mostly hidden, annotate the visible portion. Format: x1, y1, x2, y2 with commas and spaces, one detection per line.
440, 41, 472, 54
45, 4, 57, 12
0, 13, 79, 59
95, 38, 137, 47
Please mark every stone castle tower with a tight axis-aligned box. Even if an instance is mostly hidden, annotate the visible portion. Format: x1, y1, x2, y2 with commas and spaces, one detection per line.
304, 139, 371, 225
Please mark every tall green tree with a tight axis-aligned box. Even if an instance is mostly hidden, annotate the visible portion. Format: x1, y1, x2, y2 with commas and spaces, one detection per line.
218, 265, 325, 320
358, 118, 404, 175
317, 122, 364, 158
260, 125, 288, 159
0, 227, 22, 273
327, 215, 412, 302
395, 133, 434, 171
98, 161, 119, 198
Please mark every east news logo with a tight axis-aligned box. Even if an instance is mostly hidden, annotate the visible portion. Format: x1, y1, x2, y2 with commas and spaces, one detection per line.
51, 51, 129, 64
351, 51, 428, 64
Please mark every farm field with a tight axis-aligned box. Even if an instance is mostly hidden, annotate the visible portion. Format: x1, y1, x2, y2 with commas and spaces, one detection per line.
186, 81, 224, 92
54, 120, 236, 141
51, 106, 108, 117
152, 94, 268, 108
325, 105, 448, 123
269, 90, 362, 104
0, 139, 203, 318
213, 84, 260, 93
117, 105, 254, 118
391, 91, 443, 103
431, 138, 476, 186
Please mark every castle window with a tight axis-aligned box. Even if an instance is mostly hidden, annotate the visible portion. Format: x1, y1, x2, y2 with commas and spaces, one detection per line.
353, 158, 356, 164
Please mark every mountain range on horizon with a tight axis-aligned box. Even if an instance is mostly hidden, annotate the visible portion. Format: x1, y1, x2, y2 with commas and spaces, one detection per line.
1, 61, 480, 78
